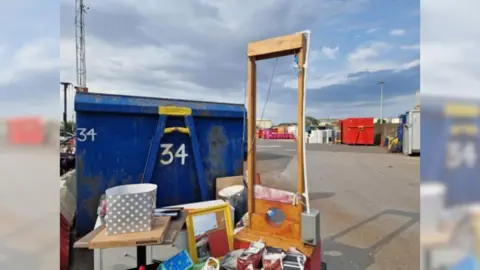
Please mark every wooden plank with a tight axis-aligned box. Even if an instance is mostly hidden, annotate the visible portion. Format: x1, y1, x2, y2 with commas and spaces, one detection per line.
161, 211, 188, 245
73, 224, 105, 249
248, 33, 304, 58
167, 200, 226, 210
420, 230, 452, 248
234, 228, 314, 257
250, 213, 300, 240
88, 216, 171, 249
247, 57, 257, 227
74, 212, 188, 248
253, 50, 301, 61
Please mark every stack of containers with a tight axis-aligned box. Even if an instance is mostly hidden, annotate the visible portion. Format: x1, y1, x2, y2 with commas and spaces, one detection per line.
277, 126, 288, 134
309, 130, 317, 143
263, 129, 272, 139
258, 129, 264, 139
309, 130, 327, 144
288, 126, 297, 138
326, 129, 333, 144
337, 120, 343, 143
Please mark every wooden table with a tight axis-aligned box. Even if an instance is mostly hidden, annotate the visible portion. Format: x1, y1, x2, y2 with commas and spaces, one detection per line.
74, 211, 187, 268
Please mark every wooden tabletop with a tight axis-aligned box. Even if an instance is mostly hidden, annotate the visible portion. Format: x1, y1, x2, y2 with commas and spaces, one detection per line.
420, 225, 455, 248
74, 211, 187, 249
421, 230, 453, 248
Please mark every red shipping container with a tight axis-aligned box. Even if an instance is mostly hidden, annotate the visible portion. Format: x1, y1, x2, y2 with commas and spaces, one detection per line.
7, 117, 44, 145
341, 118, 374, 145
60, 214, 71, 270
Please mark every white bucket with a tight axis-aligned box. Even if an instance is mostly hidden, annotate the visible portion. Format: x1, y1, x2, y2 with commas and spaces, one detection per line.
218, 185, 244, 199
219, 185, 245, 227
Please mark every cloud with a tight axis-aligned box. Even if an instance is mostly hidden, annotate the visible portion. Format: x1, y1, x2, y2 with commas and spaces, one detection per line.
0, 0, 60, 119
0, 38, 59, 118
58, 0, 375, 123
389, 29, 406, 36
282, 40, 419, 93
57, 0, 419, 123
365, 28, 379, 34
395, 59, 420, 72
421, 0, 480, 98
400, 44, 420, 50
346, 42, 400, 72
348, 42, 392, 62
316, 93, 417, 118
1, 38, 59, 87
321, 46, 339, 59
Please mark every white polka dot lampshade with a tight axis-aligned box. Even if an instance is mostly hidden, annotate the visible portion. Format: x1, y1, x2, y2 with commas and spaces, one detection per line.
104, 183, 157, 235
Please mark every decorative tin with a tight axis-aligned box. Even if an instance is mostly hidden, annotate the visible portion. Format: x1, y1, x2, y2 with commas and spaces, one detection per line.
105, 183, 157, 235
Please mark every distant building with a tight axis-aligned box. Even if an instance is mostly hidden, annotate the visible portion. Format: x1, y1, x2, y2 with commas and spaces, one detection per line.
317, 118, 339, 127
374, 117, 401, 124
256, 119, 273, 129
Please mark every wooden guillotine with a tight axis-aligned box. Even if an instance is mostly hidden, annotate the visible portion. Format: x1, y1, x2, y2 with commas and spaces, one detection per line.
234, 32, 323, 267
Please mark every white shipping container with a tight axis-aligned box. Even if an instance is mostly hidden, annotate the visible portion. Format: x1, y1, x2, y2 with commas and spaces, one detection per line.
309, 130, 321, 144
309, 130, 316, 144
403, 109, 420, 155
287, 126, 297, 134
326, 129, 333, 144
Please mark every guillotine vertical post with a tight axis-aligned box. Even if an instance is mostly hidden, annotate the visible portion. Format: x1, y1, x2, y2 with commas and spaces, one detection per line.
247, 58, 257, 221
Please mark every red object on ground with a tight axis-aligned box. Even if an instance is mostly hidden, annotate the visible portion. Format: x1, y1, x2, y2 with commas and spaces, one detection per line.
60, 214, 71, 270
7, 117, 44, 145
207, 228, 230, 258
139, 266, 146, 270
233, 238, 323, 270
341, 117, 374, 145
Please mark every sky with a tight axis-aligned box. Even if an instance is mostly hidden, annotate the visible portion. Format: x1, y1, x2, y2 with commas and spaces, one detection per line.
57, 0, 421, 123
0, 0, 478, 124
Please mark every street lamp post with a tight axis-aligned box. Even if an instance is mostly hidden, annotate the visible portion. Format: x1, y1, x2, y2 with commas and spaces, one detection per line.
378, 81, 384, 123
60, 82, 72, 131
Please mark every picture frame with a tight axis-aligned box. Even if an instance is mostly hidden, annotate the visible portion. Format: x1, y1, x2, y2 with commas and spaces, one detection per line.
185, 202, 234, 263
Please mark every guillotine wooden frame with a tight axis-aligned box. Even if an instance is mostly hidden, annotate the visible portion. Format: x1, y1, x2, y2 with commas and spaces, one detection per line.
234, 32, 315, 256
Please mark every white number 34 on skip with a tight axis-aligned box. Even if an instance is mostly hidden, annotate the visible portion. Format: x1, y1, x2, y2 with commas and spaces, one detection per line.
77, 128, 97, 142
159, 143, 189, 165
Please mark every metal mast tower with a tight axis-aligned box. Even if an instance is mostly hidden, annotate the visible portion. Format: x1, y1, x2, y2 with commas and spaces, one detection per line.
75, 0, 88, 89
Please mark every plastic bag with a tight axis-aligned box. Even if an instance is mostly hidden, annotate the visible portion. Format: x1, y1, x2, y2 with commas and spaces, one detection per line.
202, 257, 219, 270
237, 241, 266, 270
